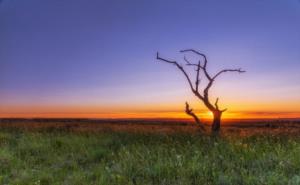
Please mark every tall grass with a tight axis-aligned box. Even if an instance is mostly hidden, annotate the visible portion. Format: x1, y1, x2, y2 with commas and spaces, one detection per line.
0, 129, 300, 185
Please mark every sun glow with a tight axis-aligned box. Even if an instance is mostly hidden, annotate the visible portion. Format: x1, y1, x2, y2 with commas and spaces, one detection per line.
207, 111, 213, 117
1, 101, 300, 120
1, 109, 299, 120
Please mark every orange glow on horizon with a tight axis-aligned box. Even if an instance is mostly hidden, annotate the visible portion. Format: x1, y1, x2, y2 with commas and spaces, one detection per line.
1, 111, 300, 120
1, 103, 300, 120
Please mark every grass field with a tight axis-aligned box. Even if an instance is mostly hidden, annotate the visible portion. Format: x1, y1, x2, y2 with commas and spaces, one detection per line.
1, 119, 300, 185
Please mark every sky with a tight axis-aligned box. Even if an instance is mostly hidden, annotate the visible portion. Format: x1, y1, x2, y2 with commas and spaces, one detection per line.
0, 0, 300, 119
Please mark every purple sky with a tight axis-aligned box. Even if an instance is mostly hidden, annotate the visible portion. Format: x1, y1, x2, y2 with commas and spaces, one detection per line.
0, 0, 300, 117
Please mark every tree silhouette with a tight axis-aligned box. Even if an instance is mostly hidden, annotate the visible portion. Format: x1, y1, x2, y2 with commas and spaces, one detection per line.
156, 49, 245, 132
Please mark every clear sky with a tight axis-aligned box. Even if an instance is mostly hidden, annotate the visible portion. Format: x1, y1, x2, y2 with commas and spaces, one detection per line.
0, 0, 300, 119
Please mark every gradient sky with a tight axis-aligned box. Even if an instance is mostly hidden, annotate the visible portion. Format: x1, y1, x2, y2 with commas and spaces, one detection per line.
1, 0, 300, 119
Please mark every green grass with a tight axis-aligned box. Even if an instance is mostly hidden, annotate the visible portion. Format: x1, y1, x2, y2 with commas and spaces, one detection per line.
1, 129, 300, 185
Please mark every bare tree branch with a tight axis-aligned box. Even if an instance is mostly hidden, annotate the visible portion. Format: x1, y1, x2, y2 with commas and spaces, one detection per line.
179, 50, 245, 111
183, 56, 196, 66
221, 108, 228, 112
204, 80, 213, 100
214, 98, 219, 110
180, 49, 207, 66
195, 61, 201, 92
180, 49, 211, 80
185, 102, 205, 131
156, 52, 195, 92
213, 97, 228, 112
183, 56, 202, 93
212, 68, 246, 80
202, 69, 245, 101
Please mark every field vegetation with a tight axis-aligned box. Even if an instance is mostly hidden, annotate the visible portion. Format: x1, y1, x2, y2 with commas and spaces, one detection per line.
1, 119, 300, 185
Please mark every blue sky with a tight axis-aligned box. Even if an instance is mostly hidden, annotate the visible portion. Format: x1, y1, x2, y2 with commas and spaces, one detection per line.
0, 0, 300, 117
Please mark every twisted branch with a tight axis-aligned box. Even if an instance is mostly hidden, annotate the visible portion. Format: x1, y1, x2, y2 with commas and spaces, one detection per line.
212, 68, 245, 80
185, 102, 205, 131
156, 52, 195, 93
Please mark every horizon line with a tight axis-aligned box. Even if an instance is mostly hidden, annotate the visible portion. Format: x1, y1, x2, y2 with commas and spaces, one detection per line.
1, 111, 300, 120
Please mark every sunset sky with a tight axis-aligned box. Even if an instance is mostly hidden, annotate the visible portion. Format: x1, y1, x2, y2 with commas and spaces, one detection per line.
1, 0, 300, 119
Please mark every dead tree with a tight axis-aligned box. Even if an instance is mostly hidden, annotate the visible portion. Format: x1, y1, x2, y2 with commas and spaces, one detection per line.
156, 49, 245, 132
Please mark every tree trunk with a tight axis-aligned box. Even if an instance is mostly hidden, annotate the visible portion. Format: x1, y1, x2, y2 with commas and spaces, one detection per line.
211, 111, 222, 132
